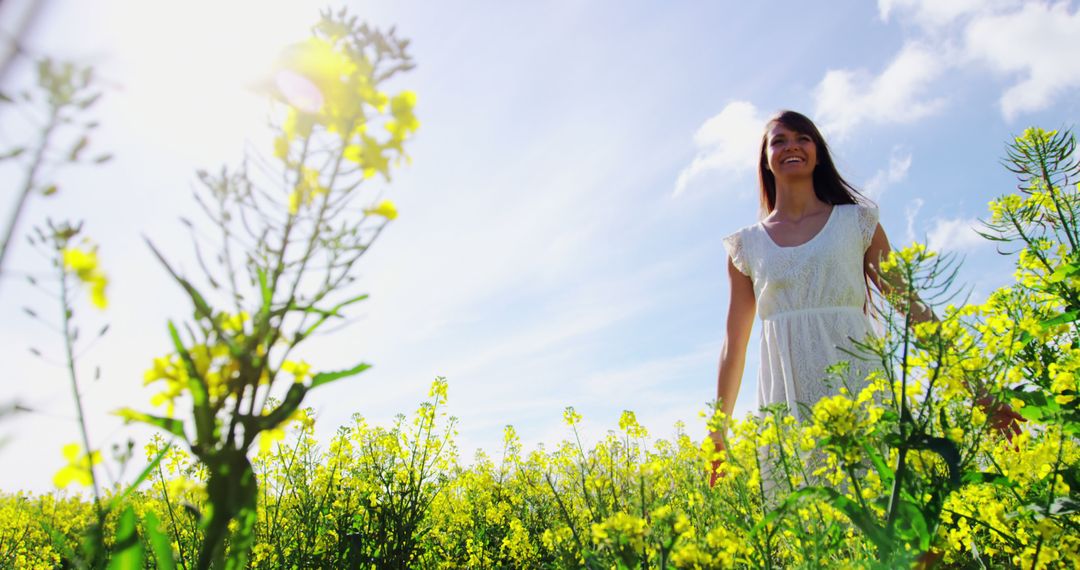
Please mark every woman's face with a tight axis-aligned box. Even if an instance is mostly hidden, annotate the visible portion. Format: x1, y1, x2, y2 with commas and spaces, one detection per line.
764, 122, 817, 179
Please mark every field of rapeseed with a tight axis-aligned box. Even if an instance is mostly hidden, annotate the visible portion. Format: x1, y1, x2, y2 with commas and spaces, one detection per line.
1, 8, 1078, 570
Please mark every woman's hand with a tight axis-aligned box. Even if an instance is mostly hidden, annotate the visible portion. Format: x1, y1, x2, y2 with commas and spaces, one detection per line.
707, 430, 726, 488
975, 394, 1025, 442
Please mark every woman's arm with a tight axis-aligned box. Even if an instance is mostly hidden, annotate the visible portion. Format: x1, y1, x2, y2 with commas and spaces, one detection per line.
863, 223, 935, 324
709, 256, 756, 486
863, 222, 1023, 439
714, 256, 756, 429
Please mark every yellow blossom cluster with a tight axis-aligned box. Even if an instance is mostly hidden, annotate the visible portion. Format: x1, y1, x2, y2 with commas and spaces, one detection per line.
61, 244, 108, 309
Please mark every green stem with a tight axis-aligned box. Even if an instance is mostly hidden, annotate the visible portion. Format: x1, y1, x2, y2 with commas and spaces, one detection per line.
885, 264, 916, 556
58, 253, 102, 511
157, 461, 190, 570
0, 105, 58, 281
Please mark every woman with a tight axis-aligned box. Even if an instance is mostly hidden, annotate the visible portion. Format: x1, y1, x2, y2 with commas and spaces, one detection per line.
709, 111, 1018, 487
708, 110, 920, 490
709, 110, 929, 483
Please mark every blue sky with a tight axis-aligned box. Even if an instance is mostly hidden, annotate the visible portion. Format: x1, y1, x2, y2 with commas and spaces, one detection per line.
2, 0, 1079, 492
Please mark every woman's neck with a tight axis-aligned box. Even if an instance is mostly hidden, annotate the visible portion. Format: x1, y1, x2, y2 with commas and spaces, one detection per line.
771, 179, 826, 220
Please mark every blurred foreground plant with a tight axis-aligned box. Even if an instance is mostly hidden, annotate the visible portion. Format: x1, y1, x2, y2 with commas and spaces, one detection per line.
115, 9, 419, 569
0, 58, 109, 284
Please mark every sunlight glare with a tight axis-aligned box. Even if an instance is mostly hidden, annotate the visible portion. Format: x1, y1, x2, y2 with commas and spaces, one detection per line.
106, 0, 318, 164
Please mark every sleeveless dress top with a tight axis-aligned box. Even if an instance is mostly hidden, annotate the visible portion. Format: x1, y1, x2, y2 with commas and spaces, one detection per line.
722, 203, 880, 420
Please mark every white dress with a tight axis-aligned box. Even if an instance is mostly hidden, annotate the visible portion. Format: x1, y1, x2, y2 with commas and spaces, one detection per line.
722, 203, 880, 420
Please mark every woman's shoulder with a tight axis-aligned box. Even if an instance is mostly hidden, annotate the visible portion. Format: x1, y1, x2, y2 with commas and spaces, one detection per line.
837, 202, 879, 224
723, 221, 761, 241
722, 221, 763, 276
837, 202, 878, 214
838, 202, 881, 245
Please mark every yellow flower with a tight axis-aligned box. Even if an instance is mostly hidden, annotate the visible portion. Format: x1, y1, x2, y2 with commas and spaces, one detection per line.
386, 90, 420, 142
618, 410, 648, 438
61, 245, 108, 309
273, 135, 290, 160
563, 406, 582, 426
1016, 127, 1057, 149
812, 393, 859, 437
899, 242, 935, 264
346, 134, 391, 179
53, 443, 101, 488
429, 377, 449, 401
220, 311, 250, 333
258, 426, 286, 456
989, 194, 1023, 222
281, 359, 312, 383
364, 199, 398, 220
287, 167, 326, 215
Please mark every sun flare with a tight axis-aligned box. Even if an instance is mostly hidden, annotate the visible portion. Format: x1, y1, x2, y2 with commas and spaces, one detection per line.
106, 0, 318, 162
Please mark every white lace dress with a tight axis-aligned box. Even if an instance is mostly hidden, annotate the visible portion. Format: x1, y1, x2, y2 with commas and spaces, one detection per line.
722, 203, 880, 420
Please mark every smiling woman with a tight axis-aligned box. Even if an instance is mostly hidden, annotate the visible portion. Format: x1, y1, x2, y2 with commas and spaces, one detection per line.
709, 110, 914, 490
104, 0, 316, 162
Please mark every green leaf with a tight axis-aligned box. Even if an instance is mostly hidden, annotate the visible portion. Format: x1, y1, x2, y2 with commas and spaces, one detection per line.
883, 433, 905, 448
257, 266, 271, 316
77, 92, 102, 110
962, 471, 1016, 488
107, 506, 145, 569
68, 136, 88, 161
142, 511, 178, 570
313, 293, 369, 317
167, 320, 214, 443
1019, 406, 1045, 422
311, 361, 371, 389
251, 383, 307, 437
1011, 389, 1050, 421
895, 500, 931, 551
0, 91, 12, 103
859, 438, 895, 483
115, 408, 188, 440
0, 147, 26, 160
146, 238, 220, 327
107, 439, 173, 511
1046, 263, 1079, 283
297, 293, 369, 339
1041, 310, 1079, 328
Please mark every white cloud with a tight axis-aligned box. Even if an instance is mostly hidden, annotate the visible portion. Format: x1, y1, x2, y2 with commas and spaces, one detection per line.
904, 197, 924, 244
863, 149, 913, 200
927, 217, 986, 252
878, 0, 1019, 28
964, 2, 1080, 120
813, 42, 948, 138
673, 101, 765, 196
875, 1, 1080, 121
